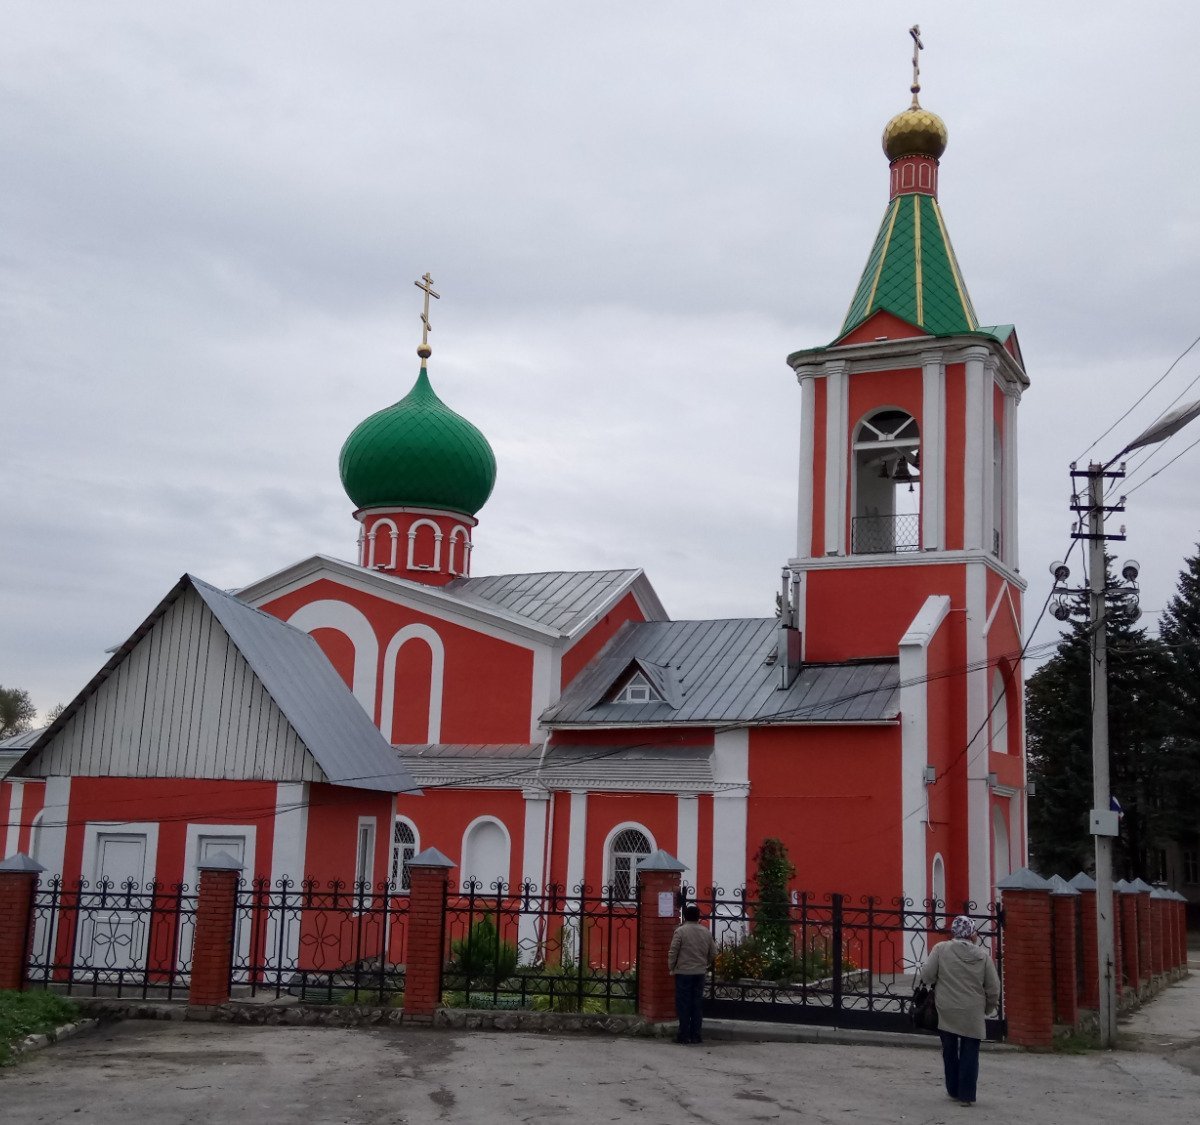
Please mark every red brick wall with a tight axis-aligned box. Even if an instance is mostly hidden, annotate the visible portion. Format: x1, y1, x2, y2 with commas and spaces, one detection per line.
0, 869, 39, 991
1050, 893, 1078, 1026
1002, 888, 1054, 1047
637, 869, 682, 1022
403, 864, 451, 1018
189, 868, 239, 1007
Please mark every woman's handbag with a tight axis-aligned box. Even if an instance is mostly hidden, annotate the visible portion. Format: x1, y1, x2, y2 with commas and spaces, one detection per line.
910, 981, 938, 1031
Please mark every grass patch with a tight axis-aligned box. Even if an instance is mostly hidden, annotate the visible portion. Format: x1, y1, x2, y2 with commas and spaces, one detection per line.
0, 990, 80, 1065
1051, 1028, 1101, 1053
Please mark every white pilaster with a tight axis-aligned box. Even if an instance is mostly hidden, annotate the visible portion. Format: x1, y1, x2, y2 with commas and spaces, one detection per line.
270, 782, 309, 887
565, 790, 588, 893
962, 348, 987, 550
36, 776, 70, 883
921, 353, 945, 551
965, 563, 991, 908
519, 789, 550, 952
675, 795, 699, 887
898, 596, 951, 917
4, 780, 24, 858
1003, 391, 1019, 569
711, 729, 749, 894
823, 362, 849, 556
796, 374, 816, 559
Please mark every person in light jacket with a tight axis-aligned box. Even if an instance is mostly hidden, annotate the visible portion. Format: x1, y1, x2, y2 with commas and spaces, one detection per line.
917, 915, 1001, 1106
668, 905, 717, 1044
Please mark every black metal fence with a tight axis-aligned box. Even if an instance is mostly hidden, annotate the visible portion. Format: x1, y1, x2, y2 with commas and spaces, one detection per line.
851, 512, 921, 554
440, 880, 639, 1014
698, 890, 1005, 1038
26, 878, 197, 999
233, 878, 410, 1003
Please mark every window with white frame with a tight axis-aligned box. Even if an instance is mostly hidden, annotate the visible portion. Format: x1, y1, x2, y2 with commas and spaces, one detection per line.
612, 672, 655, 704
391, 818, 418, 891
355, 818, 376, 892
608, 827, 652, 901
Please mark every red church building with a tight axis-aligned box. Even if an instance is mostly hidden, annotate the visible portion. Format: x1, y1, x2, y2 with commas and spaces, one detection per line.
3, 66, 1028, 926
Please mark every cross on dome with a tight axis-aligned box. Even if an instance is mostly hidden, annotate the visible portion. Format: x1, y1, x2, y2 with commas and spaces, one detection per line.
414, 271, 440, 360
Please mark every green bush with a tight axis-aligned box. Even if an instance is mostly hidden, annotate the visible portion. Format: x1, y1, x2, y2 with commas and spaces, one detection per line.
0, 990, 79, 1065
446, 914, 518, 987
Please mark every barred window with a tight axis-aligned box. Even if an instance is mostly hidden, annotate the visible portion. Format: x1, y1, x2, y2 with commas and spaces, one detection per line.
391, 819, 417, 891
609, 827, 652, 900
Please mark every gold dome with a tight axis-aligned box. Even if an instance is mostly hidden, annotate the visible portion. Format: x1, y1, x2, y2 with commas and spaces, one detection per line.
882, 105, 948, 161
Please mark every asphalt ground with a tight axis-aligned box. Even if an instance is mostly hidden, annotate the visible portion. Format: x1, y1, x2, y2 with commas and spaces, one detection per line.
3, 962, 1198, 1125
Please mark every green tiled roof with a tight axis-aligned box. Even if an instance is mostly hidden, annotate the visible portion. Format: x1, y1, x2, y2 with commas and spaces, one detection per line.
339, 368, 497, 516
839, 193, 978, 340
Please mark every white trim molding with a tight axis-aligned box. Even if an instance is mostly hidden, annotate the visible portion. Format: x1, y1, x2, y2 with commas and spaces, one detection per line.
380, 623, 445, 743
286, 600, 380, 717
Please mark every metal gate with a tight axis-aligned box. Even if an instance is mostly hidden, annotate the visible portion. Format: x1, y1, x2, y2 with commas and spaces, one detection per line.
698, 890, 1005, 1039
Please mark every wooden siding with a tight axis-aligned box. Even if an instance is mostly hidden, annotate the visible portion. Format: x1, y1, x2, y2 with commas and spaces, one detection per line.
26, 588, 325, 783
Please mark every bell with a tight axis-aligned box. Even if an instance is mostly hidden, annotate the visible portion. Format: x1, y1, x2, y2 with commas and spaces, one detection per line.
878, 461, 892, 479
892, 458, 917, 484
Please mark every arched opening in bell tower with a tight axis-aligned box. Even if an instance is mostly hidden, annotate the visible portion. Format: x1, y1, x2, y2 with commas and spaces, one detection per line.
851, 408, 921, 554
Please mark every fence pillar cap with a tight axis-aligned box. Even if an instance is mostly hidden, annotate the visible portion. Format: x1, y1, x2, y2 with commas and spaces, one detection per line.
1047, 874, 1079, 897
1067, 871, 1096, 891
1114, 878, 1134, 893
408, 847, 455, 869
997, 867, 1052, 892
1150, 885, 1171, 899
197, 851, 244, 872
636, 849, 687, 874
1129, 877, 1154, 893
0, 852, 44, 873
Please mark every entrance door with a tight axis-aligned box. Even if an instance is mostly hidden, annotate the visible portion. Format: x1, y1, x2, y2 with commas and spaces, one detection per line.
80, 831, 152, 977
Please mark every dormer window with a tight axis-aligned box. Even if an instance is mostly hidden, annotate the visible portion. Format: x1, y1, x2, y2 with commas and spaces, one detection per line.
613, 672, 655, 704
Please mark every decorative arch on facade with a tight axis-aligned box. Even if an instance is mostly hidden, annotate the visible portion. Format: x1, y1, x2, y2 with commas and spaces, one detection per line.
286, 600, 378, 715
460, 816, 511, 893
379, 624, 444, 744
447, 525, 471, 576
851, 407, 921, 555
28, 808, 45, 863
603, 822, 655, 902
990, 657, 1019, 755
992, 421, 1004, 557
406, 518, 443, 571
367, 518, 400, 569
390, 816, 419, 891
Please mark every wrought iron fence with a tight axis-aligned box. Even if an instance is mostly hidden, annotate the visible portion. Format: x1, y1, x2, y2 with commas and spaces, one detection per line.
851, 512, 921, 554
696, 889, 1005, 1038
441, 880, 639, 1014
26, 877, 197, 999
233, 878, 410, 1003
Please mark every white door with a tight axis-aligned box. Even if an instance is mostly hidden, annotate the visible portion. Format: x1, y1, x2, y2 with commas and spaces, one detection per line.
182, 832, 252, 978
81, 832, 151, 976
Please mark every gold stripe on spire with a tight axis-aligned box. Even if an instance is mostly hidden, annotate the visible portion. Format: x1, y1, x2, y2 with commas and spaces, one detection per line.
913, 196, 924, 325
931, 202, 978, 329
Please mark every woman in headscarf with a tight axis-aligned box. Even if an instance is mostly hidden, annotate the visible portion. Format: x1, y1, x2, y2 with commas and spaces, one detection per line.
917, 915, 1001, 1106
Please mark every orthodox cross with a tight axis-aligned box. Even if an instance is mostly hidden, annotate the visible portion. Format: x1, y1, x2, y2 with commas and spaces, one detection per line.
909, 25, 924, 106
414, 271, 440, 359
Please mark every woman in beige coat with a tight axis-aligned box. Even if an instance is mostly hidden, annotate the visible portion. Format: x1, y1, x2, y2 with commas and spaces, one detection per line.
917, 915, 1001, 1106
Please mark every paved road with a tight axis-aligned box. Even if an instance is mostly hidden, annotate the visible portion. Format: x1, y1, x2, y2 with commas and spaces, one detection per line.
4, 970, 1199, 1124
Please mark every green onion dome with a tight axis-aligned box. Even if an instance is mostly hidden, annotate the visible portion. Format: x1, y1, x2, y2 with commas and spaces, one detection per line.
338, 368, 497, 516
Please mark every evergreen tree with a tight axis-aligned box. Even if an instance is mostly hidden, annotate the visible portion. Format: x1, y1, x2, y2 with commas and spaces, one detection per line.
1027, 559, 1172, 879
1155, 542, 1200, 848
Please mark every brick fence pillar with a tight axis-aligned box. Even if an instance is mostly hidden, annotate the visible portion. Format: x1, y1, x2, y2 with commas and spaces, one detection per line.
636, 850, 686, 1023
1149, 888, 1166, 977
997, 868, 1054, 1048
1069, 872, 1099, 1010
1048, 877, 1079, 1027
403, 847, 455, 1020
189, 851, 243, 1008
1177, 894, 1190, 970
1132, 880, 1153, 985
0, 854, 44, 991
1116, 882, 1139, 994
1165, 892, 1182, 970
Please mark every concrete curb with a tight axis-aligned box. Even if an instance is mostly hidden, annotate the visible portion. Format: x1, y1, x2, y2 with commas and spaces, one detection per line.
7, 1018, 100, 1063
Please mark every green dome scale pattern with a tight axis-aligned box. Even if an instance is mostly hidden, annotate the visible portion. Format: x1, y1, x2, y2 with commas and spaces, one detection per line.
339, 368, 497, 516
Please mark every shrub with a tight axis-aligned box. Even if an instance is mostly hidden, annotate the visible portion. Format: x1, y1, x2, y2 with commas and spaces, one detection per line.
446, 914, 518, 987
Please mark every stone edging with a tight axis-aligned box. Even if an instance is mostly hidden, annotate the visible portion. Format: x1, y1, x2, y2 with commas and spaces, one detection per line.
8, 1018, 100, 1062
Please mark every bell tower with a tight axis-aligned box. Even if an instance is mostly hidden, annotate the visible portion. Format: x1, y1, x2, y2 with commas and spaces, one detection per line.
784, 29, 1030, 912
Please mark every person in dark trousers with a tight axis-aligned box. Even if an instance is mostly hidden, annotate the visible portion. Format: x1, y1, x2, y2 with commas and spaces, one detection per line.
917, 915, 1001, 1106
668, 904, 716, 1044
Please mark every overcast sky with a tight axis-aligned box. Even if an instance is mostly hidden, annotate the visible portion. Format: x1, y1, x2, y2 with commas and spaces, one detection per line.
4, 3, 1200, 718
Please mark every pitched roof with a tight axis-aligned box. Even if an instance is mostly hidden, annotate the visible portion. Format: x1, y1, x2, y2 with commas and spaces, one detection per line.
445, 569, 666, 634
540, 618, 900, 727
839, 193, 978, 340
13, 575, 418, 793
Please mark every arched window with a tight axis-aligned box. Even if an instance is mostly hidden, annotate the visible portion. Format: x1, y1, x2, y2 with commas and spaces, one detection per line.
930, 853, 946, 922
29, 809, 45, 862
461, 818, 510, 893
851, 409, 920, 554
447, 526, 470, 576
607, 826, 653, 901
367, 519, 399, 569
390, 818, 418, 891
407, 519, 443, 571
992, 806, 1012, 886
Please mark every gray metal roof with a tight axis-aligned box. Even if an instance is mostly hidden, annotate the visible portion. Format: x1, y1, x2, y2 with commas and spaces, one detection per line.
18, 576, 418, 795
397, 743, 543, 788
446, 570, 658, 635
540, 618, 900, 727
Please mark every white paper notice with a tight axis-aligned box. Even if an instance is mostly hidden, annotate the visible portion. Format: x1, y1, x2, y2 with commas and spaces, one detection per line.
658, 891, 675, 918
